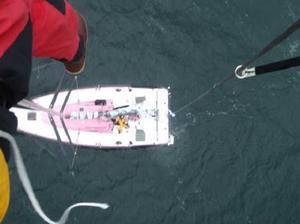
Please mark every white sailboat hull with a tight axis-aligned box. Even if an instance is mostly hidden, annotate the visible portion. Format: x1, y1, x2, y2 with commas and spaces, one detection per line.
10, 86, 174, 148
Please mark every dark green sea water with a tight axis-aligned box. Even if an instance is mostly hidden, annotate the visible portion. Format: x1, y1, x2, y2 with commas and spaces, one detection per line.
4, 0, 300, 223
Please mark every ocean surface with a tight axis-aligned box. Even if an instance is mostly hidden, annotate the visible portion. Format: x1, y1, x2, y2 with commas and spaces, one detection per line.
4, 0, 300, 223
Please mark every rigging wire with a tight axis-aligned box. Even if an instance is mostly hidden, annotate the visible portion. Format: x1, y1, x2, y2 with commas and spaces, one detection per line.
174, 75, 233, 114
32, 61, 55, 72
174, 17, 300, 115
71, 76, 80, 170
71, 131, 80, 170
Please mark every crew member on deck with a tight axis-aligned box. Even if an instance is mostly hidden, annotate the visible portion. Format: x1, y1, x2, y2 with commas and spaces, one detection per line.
0, 0, 88, 221
115, 115, 129, 134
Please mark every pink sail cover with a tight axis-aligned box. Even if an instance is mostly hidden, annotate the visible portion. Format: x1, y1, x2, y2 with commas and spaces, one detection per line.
42, 100, 115, 133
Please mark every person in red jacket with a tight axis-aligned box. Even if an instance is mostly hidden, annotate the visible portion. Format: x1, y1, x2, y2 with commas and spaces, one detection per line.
0, 0, 87, 221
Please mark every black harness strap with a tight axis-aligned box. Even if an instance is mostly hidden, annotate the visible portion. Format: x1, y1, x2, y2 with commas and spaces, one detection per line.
255, 56, 300, 75
237, 18, 300, 75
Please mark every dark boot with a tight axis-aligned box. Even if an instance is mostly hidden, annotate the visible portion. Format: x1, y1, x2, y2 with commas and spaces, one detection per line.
64, 13, 88, 75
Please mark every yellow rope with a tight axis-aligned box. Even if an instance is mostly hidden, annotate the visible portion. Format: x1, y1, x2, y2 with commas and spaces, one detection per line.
0, 149, 10, 222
